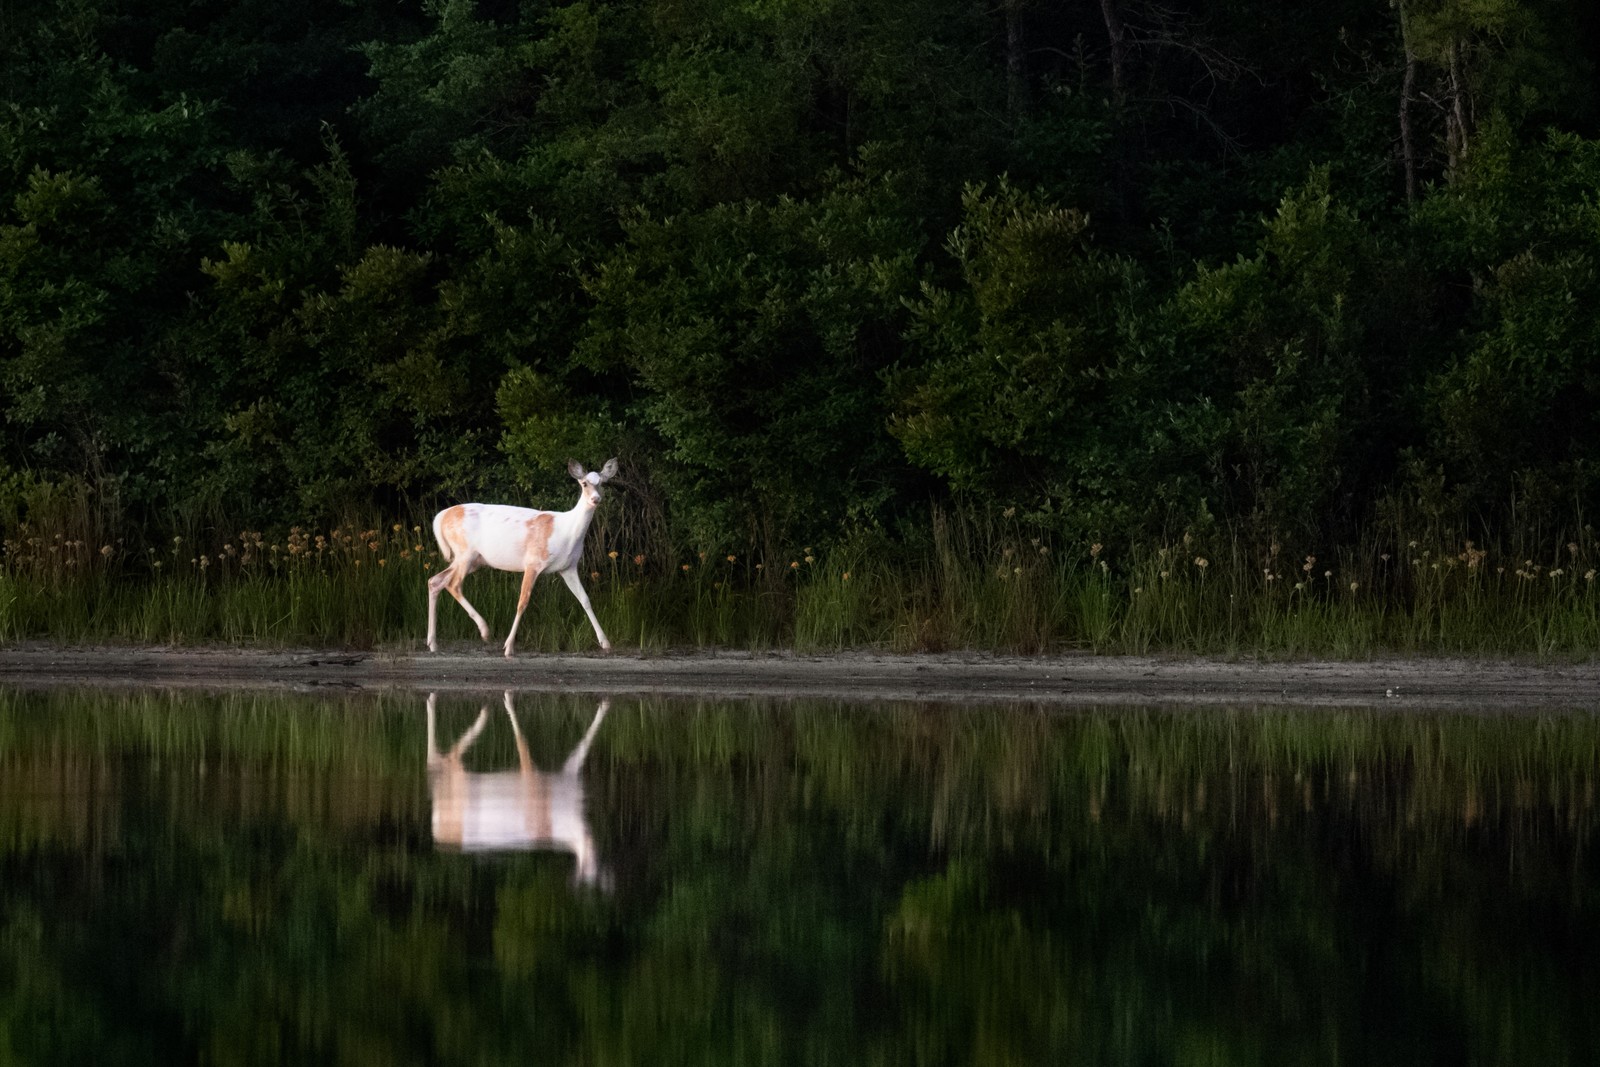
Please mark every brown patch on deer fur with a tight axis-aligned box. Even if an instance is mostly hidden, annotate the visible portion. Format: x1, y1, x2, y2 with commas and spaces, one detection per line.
524, 513, 555, 565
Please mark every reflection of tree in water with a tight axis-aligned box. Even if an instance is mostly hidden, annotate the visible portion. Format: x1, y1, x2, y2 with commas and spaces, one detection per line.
0, 689, 1597, 1063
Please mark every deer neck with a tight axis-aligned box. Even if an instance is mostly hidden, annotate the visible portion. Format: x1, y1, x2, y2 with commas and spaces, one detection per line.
563, 493, 599, 534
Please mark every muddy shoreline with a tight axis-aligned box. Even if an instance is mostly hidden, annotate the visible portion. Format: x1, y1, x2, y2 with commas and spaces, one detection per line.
2, 642, 1597, 710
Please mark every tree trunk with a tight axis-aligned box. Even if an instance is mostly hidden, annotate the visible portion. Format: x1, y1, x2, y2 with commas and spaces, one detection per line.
1098, 0, 1134, 227
1397, 2, 1417, 205
1005, 0, 1028, 118
1099, 0, 1128, 110
1446, 38, 1469, 172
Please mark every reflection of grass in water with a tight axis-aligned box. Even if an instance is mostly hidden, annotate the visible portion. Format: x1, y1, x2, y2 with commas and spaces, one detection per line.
2, 689, 1596, 845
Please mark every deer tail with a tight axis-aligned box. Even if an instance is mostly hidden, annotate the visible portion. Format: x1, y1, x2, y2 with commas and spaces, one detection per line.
432, 510, 455, 563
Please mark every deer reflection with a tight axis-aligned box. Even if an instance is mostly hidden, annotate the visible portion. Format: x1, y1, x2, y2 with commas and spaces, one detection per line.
426, 691, 609, 887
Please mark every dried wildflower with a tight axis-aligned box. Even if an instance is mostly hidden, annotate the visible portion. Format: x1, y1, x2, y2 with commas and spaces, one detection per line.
1195, 557, 1209, 569
726, 554, 736, 563
1090, 542, 1103, 558
608, 550, 619, 560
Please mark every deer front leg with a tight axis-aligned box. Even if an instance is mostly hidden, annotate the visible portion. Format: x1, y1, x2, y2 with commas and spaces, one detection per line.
504, 563, 544, 658
559, 568, 611, 651
562, 698, 611, 775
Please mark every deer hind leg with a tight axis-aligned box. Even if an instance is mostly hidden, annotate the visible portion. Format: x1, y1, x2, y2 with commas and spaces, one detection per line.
425, 692, 443, 768
559, 568, 611, 651
503, 562, 545, 658
449, 705, 491, 759
428, 556, 491, 650
426, 693, 490, 768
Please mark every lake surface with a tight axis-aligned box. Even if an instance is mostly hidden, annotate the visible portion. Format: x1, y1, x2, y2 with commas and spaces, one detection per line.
1, 686, 1597, 1065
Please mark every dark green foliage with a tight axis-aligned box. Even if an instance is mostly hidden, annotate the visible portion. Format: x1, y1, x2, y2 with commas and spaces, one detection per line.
575, 161, 922, 548
1415, 123, 1600, 519
2, 0, 1599, 560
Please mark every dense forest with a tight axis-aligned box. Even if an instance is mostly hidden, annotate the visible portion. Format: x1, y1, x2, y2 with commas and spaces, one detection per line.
3, 0, 1600, 557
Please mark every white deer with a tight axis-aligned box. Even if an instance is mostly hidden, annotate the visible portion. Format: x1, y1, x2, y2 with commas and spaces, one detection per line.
426, 458, 617, 657
425, 691, 611, 887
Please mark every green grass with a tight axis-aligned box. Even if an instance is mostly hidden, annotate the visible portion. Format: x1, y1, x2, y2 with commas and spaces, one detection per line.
3, 514, 1599, 658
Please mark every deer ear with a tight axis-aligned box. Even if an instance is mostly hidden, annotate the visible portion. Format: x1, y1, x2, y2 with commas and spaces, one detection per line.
568, 459, 587, 480
599, 458, 618, 481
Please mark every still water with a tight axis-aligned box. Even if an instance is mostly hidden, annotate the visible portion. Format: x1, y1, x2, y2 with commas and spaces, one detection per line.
1, 686, 1597, 1065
